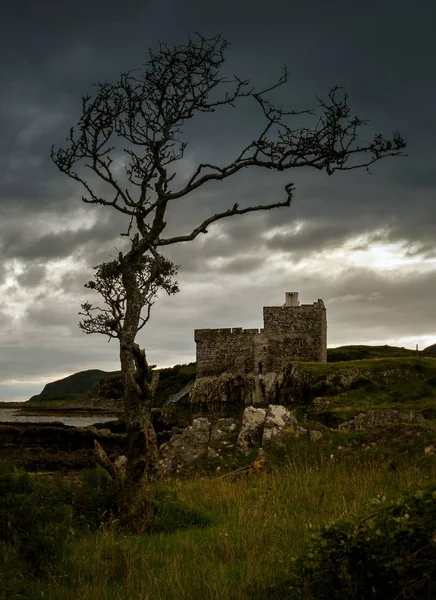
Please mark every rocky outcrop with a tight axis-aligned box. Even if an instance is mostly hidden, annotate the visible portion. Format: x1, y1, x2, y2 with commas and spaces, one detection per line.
188, 372, 288, 407
339, 409, 425, 431
158, 417, 239, 475
158, 405, 308, 475
188, 358, 436, 410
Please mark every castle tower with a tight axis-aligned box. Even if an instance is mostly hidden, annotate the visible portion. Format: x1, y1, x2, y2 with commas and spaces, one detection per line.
262, 293, 327, 368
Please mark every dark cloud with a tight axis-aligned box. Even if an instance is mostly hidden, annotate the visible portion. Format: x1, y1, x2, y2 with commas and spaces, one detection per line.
0, 0, 435, 397
16, 265, 47, 288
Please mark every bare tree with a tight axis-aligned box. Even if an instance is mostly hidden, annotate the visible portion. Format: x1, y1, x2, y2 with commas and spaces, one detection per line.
51, 33, 406, 514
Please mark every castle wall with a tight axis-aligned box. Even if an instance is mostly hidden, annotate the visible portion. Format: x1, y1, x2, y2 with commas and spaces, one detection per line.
194, 295, 327, 378
194, 328, 262, 377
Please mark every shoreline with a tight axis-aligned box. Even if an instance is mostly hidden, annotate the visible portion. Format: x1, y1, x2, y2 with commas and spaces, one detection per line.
0, 404, 122, 417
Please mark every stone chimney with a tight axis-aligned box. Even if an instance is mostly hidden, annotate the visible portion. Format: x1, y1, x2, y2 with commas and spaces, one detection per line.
283, 292, 300, 307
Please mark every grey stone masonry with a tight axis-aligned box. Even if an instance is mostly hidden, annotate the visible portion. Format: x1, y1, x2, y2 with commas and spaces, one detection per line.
195, 292, 327, 377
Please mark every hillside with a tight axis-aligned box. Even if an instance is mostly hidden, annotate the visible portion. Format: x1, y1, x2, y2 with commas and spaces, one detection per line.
27, 369, 120, 405
288, 356, 436, 423
327, 344, 434, 361
424, 343, 436, 354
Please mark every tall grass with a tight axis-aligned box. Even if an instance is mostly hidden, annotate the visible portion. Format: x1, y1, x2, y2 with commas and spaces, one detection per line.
22, 440, 436, 600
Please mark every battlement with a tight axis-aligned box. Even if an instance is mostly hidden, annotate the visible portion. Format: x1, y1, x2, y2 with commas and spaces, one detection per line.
194, 327, 262, 342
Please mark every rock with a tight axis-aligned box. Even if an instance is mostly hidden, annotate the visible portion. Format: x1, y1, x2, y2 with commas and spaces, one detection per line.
237, 407, 267, 453
207, 447, 220, 459
339, 409, 425, 431
209, 418, 239, 454
424, 446, 435, 455
158, 417, 212, 475
309, 430, 324, 442
158, 416, 241, 475
97, 428, 112, 437
210, 418, 239, 444
114, 455, 128, 469
85, 425, 99, 434
313, 397, 333, 409
262, 405, 306, 447
188, 371, 287, 407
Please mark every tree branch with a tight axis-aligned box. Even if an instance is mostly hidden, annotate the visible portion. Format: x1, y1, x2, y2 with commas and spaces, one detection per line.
157, 184, 293, 245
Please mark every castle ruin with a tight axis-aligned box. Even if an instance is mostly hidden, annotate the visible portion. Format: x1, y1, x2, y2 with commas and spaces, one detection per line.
194, 292, 327, 377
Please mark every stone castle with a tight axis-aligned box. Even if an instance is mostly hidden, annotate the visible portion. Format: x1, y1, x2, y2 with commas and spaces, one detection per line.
194, 292, 327, 377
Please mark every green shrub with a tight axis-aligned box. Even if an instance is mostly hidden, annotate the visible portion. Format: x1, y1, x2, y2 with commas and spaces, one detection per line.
0, 461, 117, 588
0, 462, 75, 574
286, 483, 436, 599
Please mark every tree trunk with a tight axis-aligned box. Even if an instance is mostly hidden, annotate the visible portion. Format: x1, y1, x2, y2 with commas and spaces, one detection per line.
118, 256, 159, 517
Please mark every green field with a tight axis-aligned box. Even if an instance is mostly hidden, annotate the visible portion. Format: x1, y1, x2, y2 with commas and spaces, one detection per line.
2, 436, 435, 600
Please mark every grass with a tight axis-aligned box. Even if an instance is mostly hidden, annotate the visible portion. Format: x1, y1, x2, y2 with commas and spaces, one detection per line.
327, 344, 435, 362
16, 439, 436, 600
4, 352, 436, 597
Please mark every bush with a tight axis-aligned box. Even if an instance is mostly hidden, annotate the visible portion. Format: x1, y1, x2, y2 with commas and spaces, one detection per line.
286, 484, 436, 599
0, 461, 117, 594
0, 462, 73, 575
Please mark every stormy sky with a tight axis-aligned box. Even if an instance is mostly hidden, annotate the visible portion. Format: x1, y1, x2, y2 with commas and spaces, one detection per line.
1, 0, 435, 401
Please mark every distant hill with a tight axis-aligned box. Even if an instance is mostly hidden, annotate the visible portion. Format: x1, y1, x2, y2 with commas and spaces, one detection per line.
25, 364, 197, 407
28, 369, 120, 403
423, 343, 436, 354
327, 345, 434, 362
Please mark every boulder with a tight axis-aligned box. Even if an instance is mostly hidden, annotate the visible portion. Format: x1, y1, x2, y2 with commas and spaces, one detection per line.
237, 404, 307, 453
158, 416, 241, 476
262, 405, 306, 446
237, 407, 266, 453
158, 417, 212, 475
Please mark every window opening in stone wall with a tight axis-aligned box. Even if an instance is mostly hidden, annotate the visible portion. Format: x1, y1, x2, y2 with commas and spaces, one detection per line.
258, 362, 263, 374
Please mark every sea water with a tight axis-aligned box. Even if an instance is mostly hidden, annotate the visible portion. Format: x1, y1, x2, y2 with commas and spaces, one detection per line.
0, 408, 117, 428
